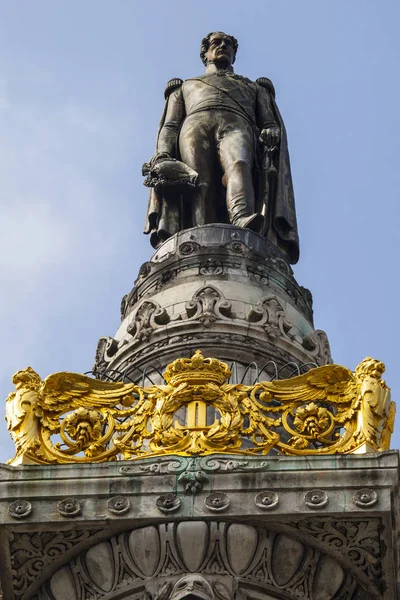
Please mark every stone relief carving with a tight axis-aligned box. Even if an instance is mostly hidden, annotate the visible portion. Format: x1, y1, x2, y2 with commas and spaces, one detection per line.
29, 520, 372, 600
120, 456, 266, 478
57, 498, 82, 517
304, 489, 329, 509
295, 518, 382, 580
179, 241, 200, 255
108, 495, 131, 515
127, 300, 170, 342
185, 285, 233, 326
204, 492, 230, 512
10, 529, 99, 597
178, 469, 209, 494
199, 258, 224, 276
353, 489, 378, 508
156, 493, 181, 513
94, 335, 119, 372
302, 330, 332, 365
247, 296, 303, 344
254, 491, 279, 510
8, 499, 32, 519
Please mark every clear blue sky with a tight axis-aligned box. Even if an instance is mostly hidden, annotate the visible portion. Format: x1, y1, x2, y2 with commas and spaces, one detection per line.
0, 0, 399, 461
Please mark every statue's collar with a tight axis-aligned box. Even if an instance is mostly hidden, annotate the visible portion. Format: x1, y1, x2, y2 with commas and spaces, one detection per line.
205, 63, 234, 75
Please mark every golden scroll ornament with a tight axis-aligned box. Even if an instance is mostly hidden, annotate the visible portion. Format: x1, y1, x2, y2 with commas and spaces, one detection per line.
5, 351, 395, 465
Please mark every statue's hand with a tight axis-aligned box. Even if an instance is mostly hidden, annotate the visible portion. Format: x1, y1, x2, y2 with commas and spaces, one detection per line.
143, 153, 173, 177
151, 152, 172, 167
259, 127, 280, 149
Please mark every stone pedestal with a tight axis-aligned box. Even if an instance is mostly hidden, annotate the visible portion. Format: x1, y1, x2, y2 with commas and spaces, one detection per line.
0, 452, 398, 600
94, 225, 331, 384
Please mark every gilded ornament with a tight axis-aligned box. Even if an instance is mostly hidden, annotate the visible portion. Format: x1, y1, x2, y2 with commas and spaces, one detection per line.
5, 352, 395, 465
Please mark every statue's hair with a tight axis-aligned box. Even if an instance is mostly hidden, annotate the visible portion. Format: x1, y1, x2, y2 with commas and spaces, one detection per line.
12, 367, 42, 389
355, 357, 385, 379
200, 32, 238, 66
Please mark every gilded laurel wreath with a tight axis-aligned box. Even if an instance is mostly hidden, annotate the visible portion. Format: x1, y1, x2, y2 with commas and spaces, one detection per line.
6, 351, 395, 465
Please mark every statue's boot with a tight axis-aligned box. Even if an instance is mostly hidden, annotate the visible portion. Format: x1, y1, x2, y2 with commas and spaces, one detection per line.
233, 213, 264, 233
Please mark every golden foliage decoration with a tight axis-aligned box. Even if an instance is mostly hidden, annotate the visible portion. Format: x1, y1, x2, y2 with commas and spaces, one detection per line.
5, 351, 395, 465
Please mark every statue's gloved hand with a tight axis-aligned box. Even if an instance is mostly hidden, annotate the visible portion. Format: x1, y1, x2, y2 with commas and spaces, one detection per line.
259, 127, 280, 149
151, 152, 172, 167
142, 153, 172, 177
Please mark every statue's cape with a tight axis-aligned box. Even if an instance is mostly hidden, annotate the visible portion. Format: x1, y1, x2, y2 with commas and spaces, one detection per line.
144, 77, 300, 264
260, 93, 299, 264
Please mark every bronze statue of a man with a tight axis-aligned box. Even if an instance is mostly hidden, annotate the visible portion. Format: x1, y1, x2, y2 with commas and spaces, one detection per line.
144, 32, 299, 263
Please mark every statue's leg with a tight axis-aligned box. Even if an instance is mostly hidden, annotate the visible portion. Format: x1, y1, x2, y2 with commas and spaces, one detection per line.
179, 114, 217, 226
218, 116, 262, 230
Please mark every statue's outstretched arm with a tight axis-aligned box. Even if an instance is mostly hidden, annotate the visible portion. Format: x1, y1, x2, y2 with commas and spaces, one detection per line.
156, 87, 185, 159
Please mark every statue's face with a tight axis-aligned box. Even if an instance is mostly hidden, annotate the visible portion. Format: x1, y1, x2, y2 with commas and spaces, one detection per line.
205, 32, 235, 67
170, 575, 215, 600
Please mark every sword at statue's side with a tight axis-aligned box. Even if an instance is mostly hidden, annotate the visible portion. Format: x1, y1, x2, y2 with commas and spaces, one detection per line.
259, 139, 278, 238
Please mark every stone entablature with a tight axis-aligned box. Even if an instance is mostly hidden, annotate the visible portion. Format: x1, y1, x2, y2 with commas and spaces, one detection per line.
0, 452, 398, 599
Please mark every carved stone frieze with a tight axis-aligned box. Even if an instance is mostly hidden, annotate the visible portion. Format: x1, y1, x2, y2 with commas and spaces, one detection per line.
294, 518, 382, 581
28, 520, 374, 600
10, 529, 99, 597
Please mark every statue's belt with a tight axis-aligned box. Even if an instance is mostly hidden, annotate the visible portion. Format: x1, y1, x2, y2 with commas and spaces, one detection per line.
186, 105, 258, 131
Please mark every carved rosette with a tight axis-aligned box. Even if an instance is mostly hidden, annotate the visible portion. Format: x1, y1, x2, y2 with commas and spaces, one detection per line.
8, 500, 32, 519
57, 498, 82, 518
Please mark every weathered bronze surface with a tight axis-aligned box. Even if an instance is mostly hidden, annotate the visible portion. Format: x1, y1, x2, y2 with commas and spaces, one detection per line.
144, 32, 299, 264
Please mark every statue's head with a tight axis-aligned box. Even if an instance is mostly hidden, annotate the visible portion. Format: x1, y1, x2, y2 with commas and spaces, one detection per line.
355, 357, 386, 381
170, 575, 215, 600
200, 32, 238, 67
12, 367, 42, 390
